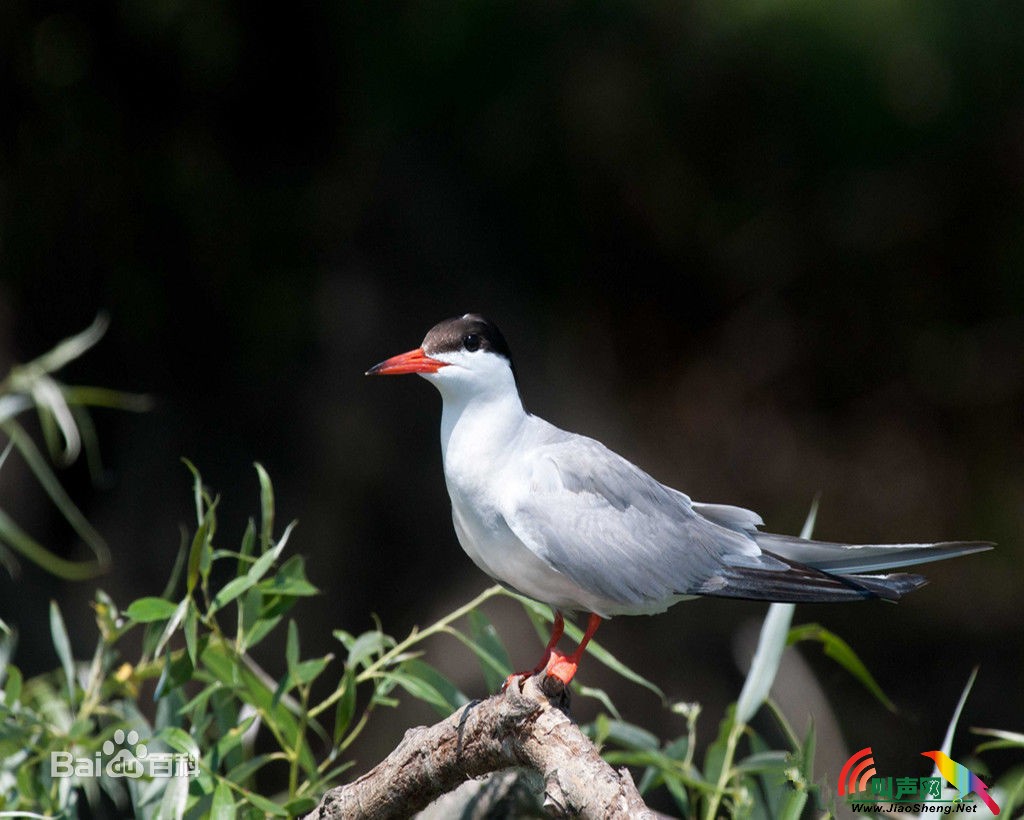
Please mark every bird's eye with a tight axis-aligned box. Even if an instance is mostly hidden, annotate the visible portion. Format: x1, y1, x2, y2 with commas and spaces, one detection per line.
462, 334, 481, 352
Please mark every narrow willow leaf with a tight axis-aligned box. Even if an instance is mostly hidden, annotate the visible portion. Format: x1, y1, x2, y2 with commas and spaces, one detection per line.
29, 313, 109, 375
126, 596, 181, 623
0, 507, 102, 579
184, 603, 199, 666
225, 753, 279, 786
153, 599, 189, 658
343, 630, 391, 670
779, 789, 808, 820
158, 767, 190, 820
245, 522, 294, 584
209, 780, 236, 820
935, 666, 978, 771
601, 719, 660, 751
255, 462, 274, 552
3, 420, 109, 567
445, 627, 512, 686
733, 750, 789, 774
3, 664, 22, 706
736, 603, 795, 724
257, 554, 318, 597
286, 620, 300, 676
401, 659, 469, 715
468, 610, 512, 692
576, 683, 622, 721
387, 670, 455, 716
49, 600, 76, 704
332, 667, 358, 746
735, 500, 819, 725
237, 518, 256, 576
294, 655, 333, 687
209, 574, 257, 616
786, 624, 895, 713
243, 791, 290, 817
161, 536, 189, 601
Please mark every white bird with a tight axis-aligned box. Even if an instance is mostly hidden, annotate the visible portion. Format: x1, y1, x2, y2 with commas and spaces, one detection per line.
367, 314, 992, 687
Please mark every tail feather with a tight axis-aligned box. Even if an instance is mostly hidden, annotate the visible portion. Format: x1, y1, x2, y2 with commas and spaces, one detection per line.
697, 554, 927, 603
753, 534, 993, 574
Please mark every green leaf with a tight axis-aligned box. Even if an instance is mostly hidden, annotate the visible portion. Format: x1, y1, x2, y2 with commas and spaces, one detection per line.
779, 788, 808, 820
3, 664, 22, 706
225, 753, 278, 786
400, 659, 469, 716
388, 670, 453, 715
200, 641, 318, 778
210, 780, 236, 820
243, 790, 290, 817
935, 666, 978, 768
736, 603, 795, 724
49, 600, 76, 705
126, 596, 180, 623
467, 609, 512, 692
342, 630, 392, 669
787, 623, 895, 712
734, 750, 789, 774
1, 420, 110, 569
0, 505, 104, 580
283, 797, 318, 815
257, 554, 318, 597
237, 518, 257, 575
576, 683, 622, 721
245, 522, 295, 585
184, 603, 199, 666
186, 492, 218, 596
242, 613, 281, 652
158, 764, 190, 820
294, 655, 334, 687
156, 725, 201, 762
209, 574, 258, 616
286, 620, 300, 676
30, 313, 110, 375
333, 667, 357, 746
153, 598, 190, 658
255, 462, 275, 552
601, 719, 660, 751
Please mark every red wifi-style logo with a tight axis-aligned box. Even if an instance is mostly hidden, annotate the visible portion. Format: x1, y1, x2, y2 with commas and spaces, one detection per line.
838, 747, 877, 795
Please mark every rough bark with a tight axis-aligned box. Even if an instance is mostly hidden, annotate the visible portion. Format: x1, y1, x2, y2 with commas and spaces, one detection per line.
304, 675, 656, 820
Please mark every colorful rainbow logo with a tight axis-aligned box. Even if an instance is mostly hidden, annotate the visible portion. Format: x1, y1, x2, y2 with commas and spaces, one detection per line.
922, 750, 1001, 815
838, 747, 877, 795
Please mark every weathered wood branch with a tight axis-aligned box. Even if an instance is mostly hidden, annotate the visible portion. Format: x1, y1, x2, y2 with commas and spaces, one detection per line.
304, 675, 657, 819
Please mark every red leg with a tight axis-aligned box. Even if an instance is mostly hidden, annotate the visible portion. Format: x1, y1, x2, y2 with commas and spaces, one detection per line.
502, 611, 565, 690
546, 613, 602, 685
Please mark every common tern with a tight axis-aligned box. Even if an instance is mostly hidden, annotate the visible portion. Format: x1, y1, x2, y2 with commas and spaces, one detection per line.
367, 314, 992, 686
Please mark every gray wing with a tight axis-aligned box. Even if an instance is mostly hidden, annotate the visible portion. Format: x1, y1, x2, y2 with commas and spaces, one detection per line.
501, 430, 912, 612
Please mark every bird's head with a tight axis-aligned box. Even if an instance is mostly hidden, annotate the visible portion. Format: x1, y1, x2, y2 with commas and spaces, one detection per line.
366, 313, 518, 402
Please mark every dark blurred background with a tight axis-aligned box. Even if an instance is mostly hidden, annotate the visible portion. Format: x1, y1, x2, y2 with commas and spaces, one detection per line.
1, 0, 1021, 810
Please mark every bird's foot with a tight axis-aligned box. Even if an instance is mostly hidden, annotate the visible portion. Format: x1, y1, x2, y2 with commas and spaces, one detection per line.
544, 650, 578, 686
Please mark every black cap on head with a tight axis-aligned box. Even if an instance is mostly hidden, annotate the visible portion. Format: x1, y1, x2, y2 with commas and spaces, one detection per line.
422, 313, 517, 378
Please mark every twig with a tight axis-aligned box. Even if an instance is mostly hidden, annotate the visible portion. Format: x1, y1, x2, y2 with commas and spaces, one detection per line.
304, 675, 657, 820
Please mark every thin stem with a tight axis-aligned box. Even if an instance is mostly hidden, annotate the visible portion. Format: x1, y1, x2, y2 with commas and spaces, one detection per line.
358, 585, 506, 683
289, 686, 310, 797
704, 720, 743, 820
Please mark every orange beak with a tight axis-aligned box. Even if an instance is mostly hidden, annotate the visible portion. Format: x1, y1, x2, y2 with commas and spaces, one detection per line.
365, 347, 448, 376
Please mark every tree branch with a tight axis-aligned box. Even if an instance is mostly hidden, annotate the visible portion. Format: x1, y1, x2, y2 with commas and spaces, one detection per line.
304, 675, 657, 819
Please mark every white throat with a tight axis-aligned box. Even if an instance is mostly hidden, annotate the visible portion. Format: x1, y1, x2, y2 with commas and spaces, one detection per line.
435, 377, 526, 467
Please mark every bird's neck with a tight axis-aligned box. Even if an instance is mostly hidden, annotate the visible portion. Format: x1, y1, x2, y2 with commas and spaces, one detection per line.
438, 386, 526, 470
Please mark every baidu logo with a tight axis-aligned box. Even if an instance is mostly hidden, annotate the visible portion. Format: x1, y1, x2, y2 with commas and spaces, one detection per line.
51, 729, 198, 779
